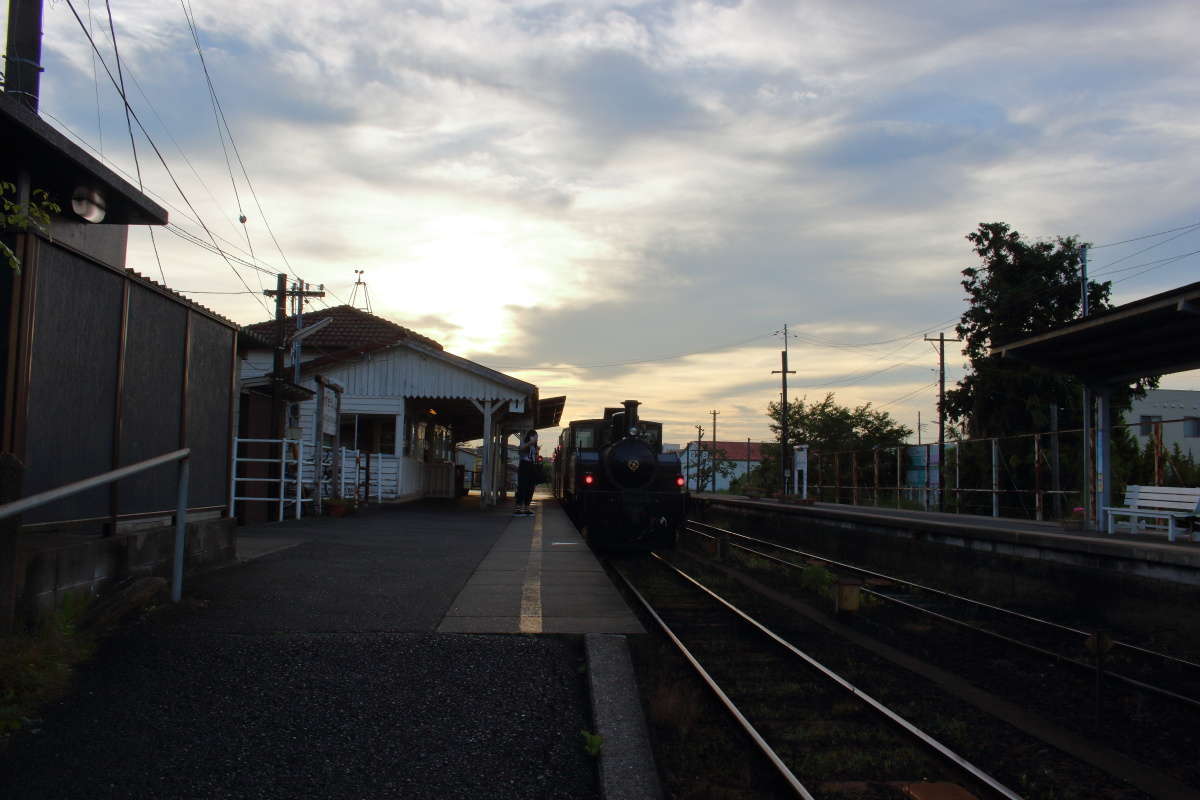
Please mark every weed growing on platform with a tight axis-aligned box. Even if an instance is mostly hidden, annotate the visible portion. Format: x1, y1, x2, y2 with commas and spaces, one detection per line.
0, 594, 96, 741
580, 729, 603, 757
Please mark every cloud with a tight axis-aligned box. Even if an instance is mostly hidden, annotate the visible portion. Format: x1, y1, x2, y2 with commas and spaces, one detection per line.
26, 0, 1200, 446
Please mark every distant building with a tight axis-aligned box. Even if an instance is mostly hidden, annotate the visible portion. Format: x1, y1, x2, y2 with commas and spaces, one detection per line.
681, 440, 764, 491
1125, 389, 1200, 461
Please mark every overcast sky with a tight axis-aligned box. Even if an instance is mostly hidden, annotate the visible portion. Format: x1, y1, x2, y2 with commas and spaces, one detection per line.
12, 0, 1200, 446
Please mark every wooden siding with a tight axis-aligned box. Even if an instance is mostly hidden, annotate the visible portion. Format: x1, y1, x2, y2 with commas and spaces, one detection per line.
187, 316, 235, 508
24, 245, 124, 523
328, 347, 525, 401
117, 284, 186, 514
20, 242, 238, 527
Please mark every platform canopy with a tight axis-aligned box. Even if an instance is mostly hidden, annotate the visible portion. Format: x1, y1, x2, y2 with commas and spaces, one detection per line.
992, 280, 1200, 384
992, 280, 1200, 530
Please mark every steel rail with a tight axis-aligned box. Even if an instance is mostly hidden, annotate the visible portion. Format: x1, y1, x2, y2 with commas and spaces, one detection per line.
736, 539, 1200, 711
650, 552, 1023, 800
695, 524, 1200, 711
686, 519, 1200, 672
612, 564, 815, 799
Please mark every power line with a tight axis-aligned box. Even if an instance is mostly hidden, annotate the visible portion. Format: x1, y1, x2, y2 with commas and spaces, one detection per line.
878, 381, 938, 410
39, 108, 288, 288
62, 0, 271, 315
178, 1, 303, 286
102, 0, 165, 286
1090, 224, 1200, 274
1089, 220, 1200, 250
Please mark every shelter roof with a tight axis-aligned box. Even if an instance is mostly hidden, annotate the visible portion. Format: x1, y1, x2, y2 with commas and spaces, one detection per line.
0, 94, 167, 226
992, 281, 1200, 385
242, 305, 443, 351
535, 396, 566, 429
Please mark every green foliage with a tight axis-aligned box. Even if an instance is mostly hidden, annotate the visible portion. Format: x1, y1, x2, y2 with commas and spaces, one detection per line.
945, 221, 1156, 439
798, 562, 836, 596
0, 593, 96, 736
1, 181, 61, 273
756, 392, 911, 492
579, 728, 603, 757
690, 446, 737, 491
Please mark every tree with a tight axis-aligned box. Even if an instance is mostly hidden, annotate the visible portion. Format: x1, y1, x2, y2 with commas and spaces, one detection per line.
945, 221, 1154, 438
692, 446, 737, 492
756, 392, 911, 492
944, 222, 1156, 516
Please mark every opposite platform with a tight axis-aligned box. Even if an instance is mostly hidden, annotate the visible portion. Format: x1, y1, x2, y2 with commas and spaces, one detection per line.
438, 499, 645, 634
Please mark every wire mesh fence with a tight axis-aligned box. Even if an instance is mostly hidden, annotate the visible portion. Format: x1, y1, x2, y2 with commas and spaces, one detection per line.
718, 416, 1200, 523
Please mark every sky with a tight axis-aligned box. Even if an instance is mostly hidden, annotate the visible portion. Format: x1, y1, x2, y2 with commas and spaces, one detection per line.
9, 0, 1200, 448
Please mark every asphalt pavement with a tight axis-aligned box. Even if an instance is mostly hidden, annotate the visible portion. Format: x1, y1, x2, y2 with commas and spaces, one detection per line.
0, 499, 602, 800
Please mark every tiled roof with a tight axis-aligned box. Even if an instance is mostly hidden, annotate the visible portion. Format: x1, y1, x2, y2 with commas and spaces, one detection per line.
688, 440, 766, 461
242, 305, 443, 351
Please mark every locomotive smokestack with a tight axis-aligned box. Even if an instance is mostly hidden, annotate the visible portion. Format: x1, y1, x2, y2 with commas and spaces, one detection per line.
623, 400, 641, 431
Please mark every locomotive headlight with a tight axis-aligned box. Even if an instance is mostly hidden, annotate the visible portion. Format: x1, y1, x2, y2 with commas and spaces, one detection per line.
629, 426, 639, 436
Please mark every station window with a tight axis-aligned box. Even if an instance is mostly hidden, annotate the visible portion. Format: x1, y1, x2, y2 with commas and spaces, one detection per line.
1139, 415, 1162, 436
340, 414, 397, 454
1186, 417, 1200, 438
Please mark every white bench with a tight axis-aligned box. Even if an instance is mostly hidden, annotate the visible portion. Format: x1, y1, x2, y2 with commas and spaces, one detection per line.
1104, 486, 1200, 543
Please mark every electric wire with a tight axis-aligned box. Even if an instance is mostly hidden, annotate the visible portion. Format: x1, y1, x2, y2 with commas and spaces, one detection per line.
102, 0, 166, 285
85, 0, 104, 156
180, 0, 303, 286
1089, 220, 1200, 250
62, 0, 271, 315
38, 110, 283, 285
180, 0, 259, 282
1089, 224, 1200, 275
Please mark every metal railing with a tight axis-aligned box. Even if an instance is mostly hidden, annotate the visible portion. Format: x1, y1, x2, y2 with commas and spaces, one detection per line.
230, 438, 310, 521
0, 448, 192, 602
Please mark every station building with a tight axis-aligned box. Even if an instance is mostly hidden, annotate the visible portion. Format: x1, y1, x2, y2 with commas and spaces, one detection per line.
237, 305, 562, 518
681, 440, 764, 492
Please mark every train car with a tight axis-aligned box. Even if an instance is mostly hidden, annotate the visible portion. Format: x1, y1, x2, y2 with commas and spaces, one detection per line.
553, 400, 688, 550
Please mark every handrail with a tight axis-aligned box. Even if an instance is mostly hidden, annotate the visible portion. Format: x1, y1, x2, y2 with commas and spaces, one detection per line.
0, 448, 192, 602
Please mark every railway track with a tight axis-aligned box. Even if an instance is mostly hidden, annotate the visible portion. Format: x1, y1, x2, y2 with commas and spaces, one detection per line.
615, 552, 1134, 800
675, 518, 1200, 797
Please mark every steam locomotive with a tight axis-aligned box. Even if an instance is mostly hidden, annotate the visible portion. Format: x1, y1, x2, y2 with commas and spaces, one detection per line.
553, 400, 688, 550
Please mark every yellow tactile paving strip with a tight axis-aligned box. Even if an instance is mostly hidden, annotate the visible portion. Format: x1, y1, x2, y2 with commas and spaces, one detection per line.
438, 501, 644, 634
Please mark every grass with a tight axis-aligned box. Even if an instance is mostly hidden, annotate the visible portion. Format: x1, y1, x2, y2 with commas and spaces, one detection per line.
0, 592, 97, 740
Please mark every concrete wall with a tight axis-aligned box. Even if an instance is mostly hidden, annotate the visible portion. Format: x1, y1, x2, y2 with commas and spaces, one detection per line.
16, 516, 236, 623
697, 498, 1200, 654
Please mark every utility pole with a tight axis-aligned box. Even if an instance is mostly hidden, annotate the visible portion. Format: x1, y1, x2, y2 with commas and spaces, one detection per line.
262, 274, 325, 439
694, 424, 704, 491
1080, 244, 1092, 526
709, 410, 719, 491
772, 324, 796, 495
925, 332, 961, 512
5, 0, 45, 112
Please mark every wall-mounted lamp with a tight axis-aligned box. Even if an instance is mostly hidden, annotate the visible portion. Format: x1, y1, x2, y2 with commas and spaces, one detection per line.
71, 186, 106, 223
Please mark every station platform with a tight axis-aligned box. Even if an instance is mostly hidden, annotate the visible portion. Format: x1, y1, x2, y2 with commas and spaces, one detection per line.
695, 493, 1200, 586
0, 492, 660, 800
439, 498, 643, 635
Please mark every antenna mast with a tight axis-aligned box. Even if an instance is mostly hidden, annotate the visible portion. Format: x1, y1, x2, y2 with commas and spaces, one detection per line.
348, 269, 372, 313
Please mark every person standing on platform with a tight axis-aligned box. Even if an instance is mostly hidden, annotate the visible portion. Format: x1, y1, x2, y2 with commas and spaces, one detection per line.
515, 429, 539, 516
